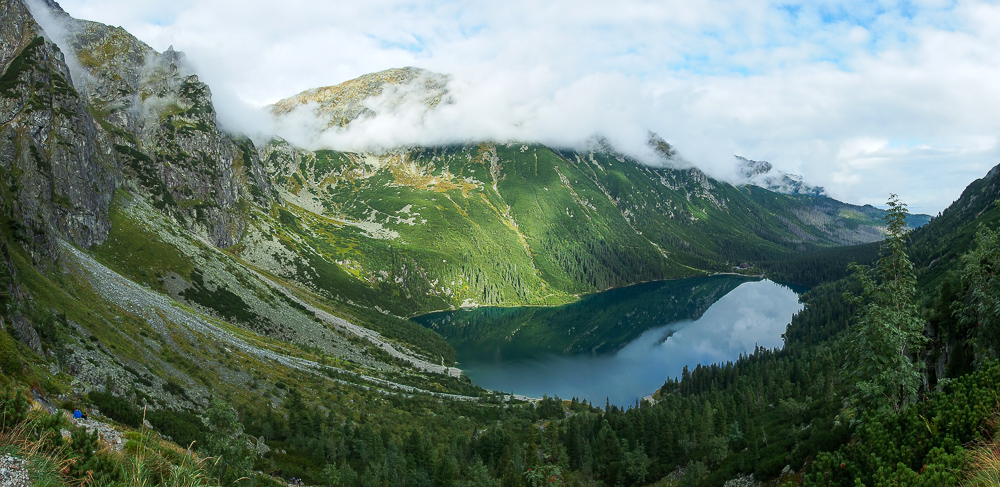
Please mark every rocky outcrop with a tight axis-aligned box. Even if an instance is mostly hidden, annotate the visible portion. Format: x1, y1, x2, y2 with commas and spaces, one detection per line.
0, 0, 275, 251
648, 131, 679, 162
61, 17, 274, 247
0, 0, 278, 354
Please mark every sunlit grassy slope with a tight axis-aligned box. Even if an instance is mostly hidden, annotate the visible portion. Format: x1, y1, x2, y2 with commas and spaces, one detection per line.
256, 140, 901, 312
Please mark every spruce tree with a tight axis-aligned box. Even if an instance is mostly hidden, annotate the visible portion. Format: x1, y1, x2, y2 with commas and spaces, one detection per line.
844, 194, 927, 414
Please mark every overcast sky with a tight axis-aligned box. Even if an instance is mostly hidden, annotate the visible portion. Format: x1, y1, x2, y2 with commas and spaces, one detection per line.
53, 0, 1000, 214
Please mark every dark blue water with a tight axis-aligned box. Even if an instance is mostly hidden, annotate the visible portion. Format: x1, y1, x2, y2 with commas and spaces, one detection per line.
416, 278, 802, 406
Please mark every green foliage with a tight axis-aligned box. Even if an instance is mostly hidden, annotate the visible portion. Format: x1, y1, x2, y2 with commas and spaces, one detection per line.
535, 396, 564, 421
909, 167, 1000, 290
0, 37, 44, 98
263, 142, 897, 318
0, 385, 29, 430
91, 192, 193, 291
205, 398, 256, 485
162, 379, 192, 401
524, 464, 563, 486
957, 226, 1000, 358
806, 362, 1000, 486
843, 195, 927, 415
761, 242, 879, 288
147, 408, 207, 450
319, 463, 341, 486
0, 329, 22, 377
114, 144, 177, 209
180, 269, 259, 327
277, 208, 298, 228
0, 386, 114, 484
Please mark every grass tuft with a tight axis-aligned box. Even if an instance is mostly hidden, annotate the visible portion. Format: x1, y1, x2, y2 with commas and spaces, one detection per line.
965, 406, 1000, 486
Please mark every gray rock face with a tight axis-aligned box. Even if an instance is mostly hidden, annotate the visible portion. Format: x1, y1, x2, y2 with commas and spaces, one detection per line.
8, 313, 40, 354
0, 0, 115, 250
0, 0, 277, 352
0, 0, 274, 251
62, 19, 274, 247
0, 0, 41, 70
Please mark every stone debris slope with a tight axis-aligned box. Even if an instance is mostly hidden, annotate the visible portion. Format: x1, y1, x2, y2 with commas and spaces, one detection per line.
0, 454, 30, 487
62, 241, 470, 399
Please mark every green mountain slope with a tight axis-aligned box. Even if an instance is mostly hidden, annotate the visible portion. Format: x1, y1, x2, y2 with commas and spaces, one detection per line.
909, 165, 1000, 289
257, 139, 916, 312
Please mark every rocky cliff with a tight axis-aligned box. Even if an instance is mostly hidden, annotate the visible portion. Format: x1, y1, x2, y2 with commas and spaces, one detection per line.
63, 15, 274, 247
0, 0, 115, 252
0, 0, 281, 355
1, 0, 274, 252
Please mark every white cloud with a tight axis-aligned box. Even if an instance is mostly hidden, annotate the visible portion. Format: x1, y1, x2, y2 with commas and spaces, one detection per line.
52, 0, 1000, 213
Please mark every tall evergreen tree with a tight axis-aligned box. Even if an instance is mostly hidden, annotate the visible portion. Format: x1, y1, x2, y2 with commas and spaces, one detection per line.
844, 194, 927, 414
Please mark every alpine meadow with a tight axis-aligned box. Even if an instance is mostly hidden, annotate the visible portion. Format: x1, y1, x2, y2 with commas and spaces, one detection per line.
2, 1, 1000, 486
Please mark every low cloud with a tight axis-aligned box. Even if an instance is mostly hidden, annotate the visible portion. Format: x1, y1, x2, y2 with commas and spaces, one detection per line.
25, 0, 93, 95
271, 70, 667, 170
53, 0, 1000, 213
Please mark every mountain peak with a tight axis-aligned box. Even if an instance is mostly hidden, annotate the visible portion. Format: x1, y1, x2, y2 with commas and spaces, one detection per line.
647, 131, 679, 161
270, 66, 450, 129
735, 155, 824, 196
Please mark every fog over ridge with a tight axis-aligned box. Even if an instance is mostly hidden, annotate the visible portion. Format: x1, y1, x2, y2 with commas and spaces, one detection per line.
266, 67, 680, 175
45, 0, 1000, 213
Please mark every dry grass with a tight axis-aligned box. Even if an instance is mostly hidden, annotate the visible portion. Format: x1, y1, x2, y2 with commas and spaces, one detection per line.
965, 404, 1000, 486
1, 391, 221, 487
965, 440, 1000, 486
0, 407, 73, 486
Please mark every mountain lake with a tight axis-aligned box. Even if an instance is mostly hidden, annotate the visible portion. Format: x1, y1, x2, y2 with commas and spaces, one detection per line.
413, 276, 804, 406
